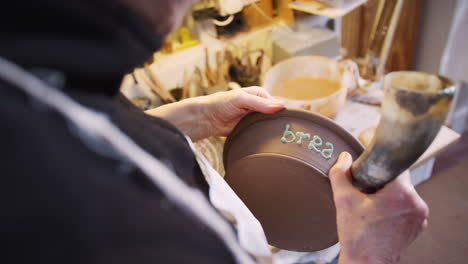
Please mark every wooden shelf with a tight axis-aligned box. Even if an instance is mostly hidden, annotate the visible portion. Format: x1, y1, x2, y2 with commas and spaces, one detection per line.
289, 0, 367, 18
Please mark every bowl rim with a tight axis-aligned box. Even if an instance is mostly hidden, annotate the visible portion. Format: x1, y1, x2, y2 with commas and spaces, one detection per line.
385, 71, 455, 96
262, 56, 347, 104
223, 108, 365, 173
264, 56, 339, 81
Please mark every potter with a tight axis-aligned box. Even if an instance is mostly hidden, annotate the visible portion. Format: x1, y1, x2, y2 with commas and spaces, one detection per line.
280, 123, 334, 160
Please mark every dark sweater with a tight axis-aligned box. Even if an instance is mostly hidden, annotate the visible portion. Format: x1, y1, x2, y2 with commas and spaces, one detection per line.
0, 0, 236, 263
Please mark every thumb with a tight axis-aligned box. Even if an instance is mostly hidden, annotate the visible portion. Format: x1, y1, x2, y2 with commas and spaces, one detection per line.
329, 152, 358, 197
236, 91, 284, 114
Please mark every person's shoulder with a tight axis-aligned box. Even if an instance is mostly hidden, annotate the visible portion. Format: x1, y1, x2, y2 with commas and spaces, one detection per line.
0, 84, 236, 264
0, 81, 98, 177
0, 81, 64, 142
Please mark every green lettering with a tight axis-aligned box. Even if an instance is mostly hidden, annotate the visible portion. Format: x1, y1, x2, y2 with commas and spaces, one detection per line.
295, 132, 311, 145
281, 124, 296, 143
308, 135, 322, 152
321, 142, 334, 160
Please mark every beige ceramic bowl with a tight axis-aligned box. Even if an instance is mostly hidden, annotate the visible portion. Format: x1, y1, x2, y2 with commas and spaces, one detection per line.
263, 56, 355, 118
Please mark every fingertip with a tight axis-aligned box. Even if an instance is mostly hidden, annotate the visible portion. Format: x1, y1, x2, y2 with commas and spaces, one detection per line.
262, 103, 285, 114
422, 219, 429, 229
337, 152, 352, 167
329, 152, 354, 190
240, 94, 283, 114
269, 101, 285, 110
271, 98, 285, 106
338, 152, 346, 161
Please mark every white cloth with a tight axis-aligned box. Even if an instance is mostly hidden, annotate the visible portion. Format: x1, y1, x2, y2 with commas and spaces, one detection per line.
187, 138, 273, 263
188, 138, 342, 264
440, 0, 468, 83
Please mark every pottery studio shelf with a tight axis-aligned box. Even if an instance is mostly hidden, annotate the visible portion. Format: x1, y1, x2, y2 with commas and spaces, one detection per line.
289, 0, 368, 19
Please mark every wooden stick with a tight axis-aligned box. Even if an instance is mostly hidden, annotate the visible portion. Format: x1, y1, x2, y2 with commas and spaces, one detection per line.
204, 47, 215, 86
135, 70, 166, 102
246, 51, 253, 77
195, 67, 208, 95
225, 50, 243, 74
182, 71, 192, 99
144, 66, 175, 102
138, 70, 173, 103
223, 60, 230, 83
216, 51, 225, 85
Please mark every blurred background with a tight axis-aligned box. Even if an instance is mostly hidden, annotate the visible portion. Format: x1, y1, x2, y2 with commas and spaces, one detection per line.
120, 1, 468, 263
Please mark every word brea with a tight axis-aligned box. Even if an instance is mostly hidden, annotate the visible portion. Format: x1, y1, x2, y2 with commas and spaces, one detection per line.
280, 124, 334, 160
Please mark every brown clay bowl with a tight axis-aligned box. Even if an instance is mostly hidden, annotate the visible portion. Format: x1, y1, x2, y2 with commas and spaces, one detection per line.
223, 108, 364, 252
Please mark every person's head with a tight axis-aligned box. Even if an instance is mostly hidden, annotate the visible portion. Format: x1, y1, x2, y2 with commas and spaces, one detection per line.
118, 0, 198, 37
